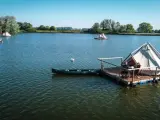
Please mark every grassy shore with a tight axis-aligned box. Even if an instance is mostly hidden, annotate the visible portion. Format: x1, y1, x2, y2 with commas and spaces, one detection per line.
118, 33, 160, 36
36, 30, 160, 36
21, 30, 160, 36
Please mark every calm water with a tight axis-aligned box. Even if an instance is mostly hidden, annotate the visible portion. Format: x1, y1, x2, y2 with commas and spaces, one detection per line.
1, 33, 160, 120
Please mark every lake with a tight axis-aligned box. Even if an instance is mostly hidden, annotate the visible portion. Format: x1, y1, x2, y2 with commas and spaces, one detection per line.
0, 33, 160, 120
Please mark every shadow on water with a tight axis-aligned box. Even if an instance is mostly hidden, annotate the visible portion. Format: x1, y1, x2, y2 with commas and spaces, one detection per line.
120, 82, 160, 96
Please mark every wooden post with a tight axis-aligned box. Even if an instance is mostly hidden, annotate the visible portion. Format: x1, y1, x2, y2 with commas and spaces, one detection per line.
121, 58, 123, 65
120, 58, 123, 78
155, 67, 157, 80
132, 69, 134, 83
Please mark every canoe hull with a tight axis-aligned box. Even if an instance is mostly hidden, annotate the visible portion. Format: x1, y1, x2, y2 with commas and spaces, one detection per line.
94, 38, 107, 40
52, 68, 100, 75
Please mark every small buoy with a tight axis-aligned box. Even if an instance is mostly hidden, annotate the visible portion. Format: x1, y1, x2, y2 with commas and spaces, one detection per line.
70, 58, 75, 62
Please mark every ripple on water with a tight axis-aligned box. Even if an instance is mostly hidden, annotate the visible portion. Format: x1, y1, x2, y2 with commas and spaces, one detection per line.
1, 34, 160, 120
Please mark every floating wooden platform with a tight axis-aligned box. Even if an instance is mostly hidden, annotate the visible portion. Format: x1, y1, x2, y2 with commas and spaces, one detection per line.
100, 67, 160, 86
52, 67, 160, 86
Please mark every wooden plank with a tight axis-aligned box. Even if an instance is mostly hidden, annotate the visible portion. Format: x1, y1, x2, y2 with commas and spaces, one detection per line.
101, 67, 160, 85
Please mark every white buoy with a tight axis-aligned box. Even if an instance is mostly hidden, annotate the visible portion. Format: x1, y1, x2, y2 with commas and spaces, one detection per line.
70, 58, 75, 62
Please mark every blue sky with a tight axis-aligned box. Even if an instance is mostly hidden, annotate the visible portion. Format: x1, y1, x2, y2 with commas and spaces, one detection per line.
0, 0, 160, 29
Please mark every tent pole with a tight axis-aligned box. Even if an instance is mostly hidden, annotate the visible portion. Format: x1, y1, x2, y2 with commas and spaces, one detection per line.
120, 58, 123, 78
155, 67, 157, 80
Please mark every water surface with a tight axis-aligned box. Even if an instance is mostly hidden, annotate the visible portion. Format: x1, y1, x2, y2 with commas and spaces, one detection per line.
0, 33, 160, 120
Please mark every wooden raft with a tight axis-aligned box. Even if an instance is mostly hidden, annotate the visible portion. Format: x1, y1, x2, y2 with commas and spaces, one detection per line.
100, 67, 160, 85
98, 57, 160, 86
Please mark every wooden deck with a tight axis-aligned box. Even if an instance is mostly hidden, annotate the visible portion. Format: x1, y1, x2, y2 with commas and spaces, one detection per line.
100, 67, 160, 85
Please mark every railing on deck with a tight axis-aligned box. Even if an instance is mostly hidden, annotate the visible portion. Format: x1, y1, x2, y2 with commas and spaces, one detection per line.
98, 57, 123, 79
98, 57, 123, 70
127, 66, 158, 83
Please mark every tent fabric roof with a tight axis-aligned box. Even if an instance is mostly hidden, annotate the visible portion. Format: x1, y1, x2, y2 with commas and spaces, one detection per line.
122, 43, 160, 75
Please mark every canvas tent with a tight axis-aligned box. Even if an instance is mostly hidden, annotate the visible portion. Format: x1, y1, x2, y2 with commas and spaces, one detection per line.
2, 32, 11, 37
122, 43, 160, 75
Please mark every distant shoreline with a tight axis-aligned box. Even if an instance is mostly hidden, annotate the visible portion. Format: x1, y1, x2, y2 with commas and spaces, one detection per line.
118, 33, 160, 36
21, 31, 160, 36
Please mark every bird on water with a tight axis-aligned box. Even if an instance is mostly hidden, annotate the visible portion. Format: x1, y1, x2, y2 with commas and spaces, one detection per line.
70, 58, 75, 62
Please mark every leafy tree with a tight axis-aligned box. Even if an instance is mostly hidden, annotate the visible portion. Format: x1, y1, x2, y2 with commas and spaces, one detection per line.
100, 19, 112, 31
18, 22, 32, 31
119, 24, 135, 33
45, 26, 50, 30
17, 22, 23, 29
0, 16, 19, 34
112, 22, 121, 33
126, 24, 135, 33
100, 19, 121, 33
0, 17, 4, 33
154, 29, 160, 33
119, 25, 127, 33
50, 26, 56, 31
26, 28, 36, 32
137, 22, 153, 33
92, 22, 101, 33
38, 25, 46, 30
37, 25, 51, 30
100, 20, 105, 30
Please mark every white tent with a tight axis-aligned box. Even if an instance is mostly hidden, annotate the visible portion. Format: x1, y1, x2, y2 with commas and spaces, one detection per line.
2, 32, 11, 37
122, 43, 160, 75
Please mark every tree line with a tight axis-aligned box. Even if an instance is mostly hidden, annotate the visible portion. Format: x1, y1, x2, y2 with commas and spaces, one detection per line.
91, 19, 158, 34
18, 23, 56, 32
17, 23, 77, 32
0, 16, 58, 34
1, 16, 160, 35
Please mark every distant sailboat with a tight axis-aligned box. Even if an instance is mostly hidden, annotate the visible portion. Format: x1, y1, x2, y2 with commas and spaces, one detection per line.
101, 33, 107, 39
94, 33, 107, 40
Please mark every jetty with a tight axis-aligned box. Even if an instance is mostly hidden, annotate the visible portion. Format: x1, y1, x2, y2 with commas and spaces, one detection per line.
52, 43, 160, 86
98, 42, 160, 86
98, 57, 159, 86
